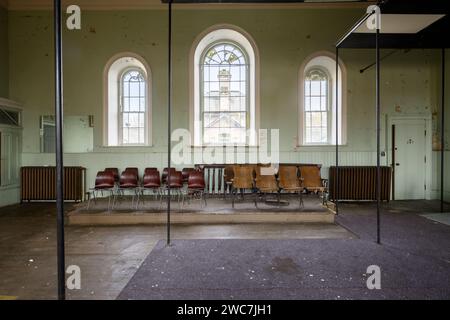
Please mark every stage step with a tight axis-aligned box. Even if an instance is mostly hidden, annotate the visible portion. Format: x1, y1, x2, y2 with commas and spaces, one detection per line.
68, 210, 335, 226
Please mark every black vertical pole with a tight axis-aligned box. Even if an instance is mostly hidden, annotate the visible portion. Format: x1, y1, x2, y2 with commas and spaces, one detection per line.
335, 47, 339, 215
376, 27, 381, 245
54, 0, 65, 299
167, 0, 172, 246
441, 48, 445, 213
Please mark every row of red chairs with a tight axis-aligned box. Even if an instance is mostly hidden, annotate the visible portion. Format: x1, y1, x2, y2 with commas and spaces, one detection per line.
87, 167, 206, 210
103, 167, 196, 184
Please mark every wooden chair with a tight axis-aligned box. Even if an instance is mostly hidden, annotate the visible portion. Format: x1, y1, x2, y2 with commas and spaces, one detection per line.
299, 165, 328, 204
231, 165, 256, 208
278, 165, 304, 208
254, 165, 279, 207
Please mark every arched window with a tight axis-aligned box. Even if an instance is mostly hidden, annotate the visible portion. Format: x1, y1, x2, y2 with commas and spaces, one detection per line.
104, 54, 151, 146
120, 69, 146, 145
299, 52, 346, 146
304, 68, 330, 144
201, 42, 249, 145
191, 26, 259, 146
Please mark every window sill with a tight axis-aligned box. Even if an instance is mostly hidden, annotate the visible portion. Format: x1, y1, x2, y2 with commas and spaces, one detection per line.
295, 144, 348, 148
101, 144, 153, 148
190, 145, 259, 148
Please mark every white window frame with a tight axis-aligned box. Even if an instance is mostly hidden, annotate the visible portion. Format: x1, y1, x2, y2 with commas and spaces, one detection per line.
298, 51, 347, 146
118, 67, 148, 146
189, 24, 260, 147
199, 40, 250, 146
303, 67, 332, 145
103, 53, 152, 147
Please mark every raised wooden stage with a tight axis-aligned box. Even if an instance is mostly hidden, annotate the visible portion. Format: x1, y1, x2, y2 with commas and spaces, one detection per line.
68, 195, 334, 226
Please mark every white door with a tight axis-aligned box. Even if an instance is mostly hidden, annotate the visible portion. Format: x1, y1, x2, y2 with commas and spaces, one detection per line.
392, 119, 427, 200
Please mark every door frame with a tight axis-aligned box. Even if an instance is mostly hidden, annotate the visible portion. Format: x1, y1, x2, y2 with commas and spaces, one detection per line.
387, 114, 432, 200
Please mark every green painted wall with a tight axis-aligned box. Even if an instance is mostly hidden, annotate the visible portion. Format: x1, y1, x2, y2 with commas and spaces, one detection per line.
0, 6, 8, 98
6, 8, 445, 196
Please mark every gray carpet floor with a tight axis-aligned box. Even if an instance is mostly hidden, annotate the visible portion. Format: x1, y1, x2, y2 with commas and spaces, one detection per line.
118, 202, 450, 300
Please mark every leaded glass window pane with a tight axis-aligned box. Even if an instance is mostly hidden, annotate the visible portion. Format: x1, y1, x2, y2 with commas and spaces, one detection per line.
120, 69, 146, 145
201, 42, 249, 145
304, 68, 329, 144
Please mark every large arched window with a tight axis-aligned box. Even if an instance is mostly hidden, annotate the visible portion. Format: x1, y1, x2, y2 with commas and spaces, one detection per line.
104, 53, 151, 146
190, 26, 259, 146
299, 52, 346, 146
201, 42, 249, 145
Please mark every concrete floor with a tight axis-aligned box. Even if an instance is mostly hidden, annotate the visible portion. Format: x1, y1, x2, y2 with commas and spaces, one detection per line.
0, 202, 350, 300
0, 200, 448, 300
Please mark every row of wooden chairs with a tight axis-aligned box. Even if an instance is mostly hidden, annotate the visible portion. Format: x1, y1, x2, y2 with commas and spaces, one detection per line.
87, 167, 206, 210
225, 164, 328, 208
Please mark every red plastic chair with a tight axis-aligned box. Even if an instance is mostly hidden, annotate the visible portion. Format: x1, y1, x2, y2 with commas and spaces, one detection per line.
162, 167, 177, 184
113, 171, 140, 209
87, 171, 115, 210
125, 167, 139, 181
187, 171, 207, 207
138, 170, 162, 208
144, 167, 158, 175
182, 168, 195, 183
104, 168, 119, 183
161, 171, 184, 209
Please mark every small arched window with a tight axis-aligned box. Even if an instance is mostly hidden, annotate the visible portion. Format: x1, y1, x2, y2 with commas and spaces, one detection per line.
119, 69, 147, 145
104, 54, 151, 146
299, 53, 346, 146
201, 42, 249, 145
304, 68, 330, 144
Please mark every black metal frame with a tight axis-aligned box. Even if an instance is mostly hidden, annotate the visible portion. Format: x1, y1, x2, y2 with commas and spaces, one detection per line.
335, 9, 382, 243
51, 0, 448, 298
167, 0, 173, 245
54, 0, 65, 300
441, 48, 446, 213
336, 3, 449, 244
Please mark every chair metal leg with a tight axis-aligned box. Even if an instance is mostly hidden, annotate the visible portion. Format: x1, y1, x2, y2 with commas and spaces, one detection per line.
87, 190, 94, 210
134, 189, 140, 210
277, 191, 281, 205
107, 190, 112, 212
232, 188, 236, 209
112, 191, 118, 210
203, 191, 207, 208
299, 191, 304, 209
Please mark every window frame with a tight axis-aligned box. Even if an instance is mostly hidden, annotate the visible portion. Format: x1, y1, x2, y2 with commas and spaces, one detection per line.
199, 40, 251, 146
303, 66, 332, 145
297, 52, 346, 147
118, 67, 148, 146
189, 25, 260, 148
103, 53, 152, 148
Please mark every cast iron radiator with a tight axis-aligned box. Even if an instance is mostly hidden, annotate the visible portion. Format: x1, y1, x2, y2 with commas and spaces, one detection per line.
328, 166, 391, 201
21, 166, 86, 202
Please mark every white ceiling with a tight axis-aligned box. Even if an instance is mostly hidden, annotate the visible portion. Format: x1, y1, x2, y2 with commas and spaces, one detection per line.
355, 14, 445, 34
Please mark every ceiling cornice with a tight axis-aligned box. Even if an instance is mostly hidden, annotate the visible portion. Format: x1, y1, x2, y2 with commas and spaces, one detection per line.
7, 0, 374, 11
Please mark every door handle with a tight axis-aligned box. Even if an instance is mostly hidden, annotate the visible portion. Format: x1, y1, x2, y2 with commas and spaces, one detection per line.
395, 163, 400, 166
